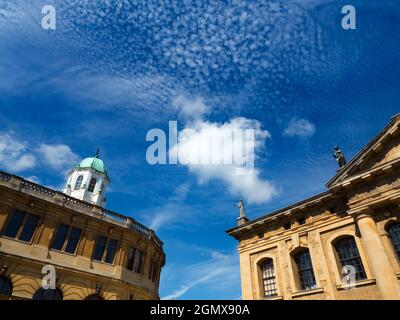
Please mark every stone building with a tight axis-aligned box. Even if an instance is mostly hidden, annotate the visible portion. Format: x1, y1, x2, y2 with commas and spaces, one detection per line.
227, 114, 400, 300
0, 152, 165, 300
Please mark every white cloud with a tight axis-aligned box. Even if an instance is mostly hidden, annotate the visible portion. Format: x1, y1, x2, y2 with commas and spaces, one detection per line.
37, 144, 79, 170
283, 118, 315, 138
170, 117, 277, 204
0, 133, 36, 172
173, 95, 209, 121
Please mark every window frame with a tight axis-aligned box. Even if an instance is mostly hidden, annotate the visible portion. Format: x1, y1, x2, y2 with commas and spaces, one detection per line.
74, 175, 84, 190
387, 222, 400, 261
1, 208, 41, 244
92, 235, 119, 265
88, 178, 97, 193
254, 254, 281, 299
260, 258, 278, 298
333, 236, 367, 283
149, 259, 160, 283
50, 223, 82, 255
126, 246, 145, 273
293, 249, 317, 291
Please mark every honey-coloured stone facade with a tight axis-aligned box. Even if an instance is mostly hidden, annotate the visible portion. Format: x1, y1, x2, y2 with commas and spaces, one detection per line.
0, 172, 165, 300
227, 114, 400, 300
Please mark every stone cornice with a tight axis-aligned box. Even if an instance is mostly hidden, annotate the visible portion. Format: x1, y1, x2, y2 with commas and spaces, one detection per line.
0, 170, 164, 250
329, 157, 400, 192
327, 114, 400, 188
226, 191, 333, 238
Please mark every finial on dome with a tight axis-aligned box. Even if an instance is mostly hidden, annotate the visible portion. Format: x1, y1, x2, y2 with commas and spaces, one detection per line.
95, 148, 100, 158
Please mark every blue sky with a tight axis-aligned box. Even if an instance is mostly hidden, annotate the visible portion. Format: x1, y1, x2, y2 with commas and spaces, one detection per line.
0, 0, 399, 299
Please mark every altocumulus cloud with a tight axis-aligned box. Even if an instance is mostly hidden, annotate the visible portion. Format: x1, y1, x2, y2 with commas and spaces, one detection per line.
283, 118, 315, 138
0, 133, 36, 172
37, 144, 79, 171
0, 132, 79, 176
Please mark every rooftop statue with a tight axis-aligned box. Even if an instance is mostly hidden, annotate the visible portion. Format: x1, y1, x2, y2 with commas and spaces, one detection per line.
235, 199, 246, 218
333, 145, 347, 168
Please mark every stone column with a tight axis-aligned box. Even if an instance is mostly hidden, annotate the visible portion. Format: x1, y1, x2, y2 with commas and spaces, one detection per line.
354, 209, 400, 299
238, 250, 253, 299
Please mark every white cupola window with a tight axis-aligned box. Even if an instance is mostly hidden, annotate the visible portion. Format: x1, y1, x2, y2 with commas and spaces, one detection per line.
88, 178, 97, 193
74, 175, 83, 190
63, 149, 109, 207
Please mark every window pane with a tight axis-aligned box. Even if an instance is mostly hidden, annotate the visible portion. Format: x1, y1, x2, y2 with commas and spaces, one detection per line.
65, 227, 82, 254
388, 223, 400, 260
74, 175, 83, 190
18, 214, 40, 242
295, 250, 317, 290
3, 210, 26, 238
261, 259, 277, 297
335, 237, 367, 281
127, 247, 136, 270
92, 236, 107, 261
88, 178, 97, 192
104, 239, 118, 264
134, 250, 144, 273
149, 260, 154, 280
51, 224, 69, 251
152, 262, 159, 282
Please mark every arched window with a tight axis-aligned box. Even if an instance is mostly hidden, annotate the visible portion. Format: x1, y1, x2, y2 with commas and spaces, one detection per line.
74, 175, 83, 190
334, 237, 366, 281
260, 259, 277, 297
32, 288, 63, 300
84, 294, 104, 300
88, 178, 97, 193
387, 222, 400, 260
0, 276, 12, 300
294, 250, 316, 290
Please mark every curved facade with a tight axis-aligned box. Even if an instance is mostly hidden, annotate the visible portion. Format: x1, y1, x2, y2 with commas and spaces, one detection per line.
0, 171, 165, 300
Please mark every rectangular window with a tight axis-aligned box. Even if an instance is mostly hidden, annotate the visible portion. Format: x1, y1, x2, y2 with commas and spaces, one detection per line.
52, 224, 69, 251
3, 210, 26, 238
92, 236, 118, 264
149, 259, 159, 282
127, 247, 136, 270
134, 250, 144, 273
2, 209, 40, 243
295, 250, 317, 290
262, 260, 277, 297
18, 214, 40, 242
65, 227, 82, 254
127, 247, 144, 273
104, 239, 118, 264
93, 236, 107, 261
51, 224, 82, 254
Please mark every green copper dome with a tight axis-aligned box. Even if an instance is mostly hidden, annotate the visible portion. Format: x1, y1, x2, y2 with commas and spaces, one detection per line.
77, 150, 107, 176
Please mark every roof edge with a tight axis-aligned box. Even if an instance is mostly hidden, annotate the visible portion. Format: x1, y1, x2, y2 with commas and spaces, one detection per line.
326, 113, 400, 188
226, 190, 332, 235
